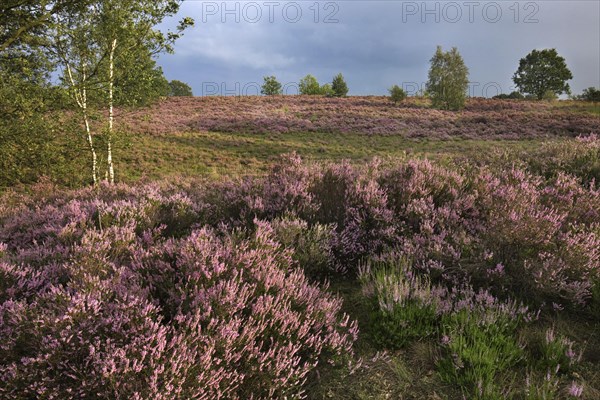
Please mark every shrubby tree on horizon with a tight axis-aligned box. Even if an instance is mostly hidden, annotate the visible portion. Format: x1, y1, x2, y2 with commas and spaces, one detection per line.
493, 91, 524, 100
299, 74, 322, 95
331, 73, 348, 97
578, 87, 600, 102
388, 85, 407, 104
426, 46, 469, 111
320, 83, 334, 96
513, 49, 573, 100
168, 79, 193, 96
261, 75, 282, 95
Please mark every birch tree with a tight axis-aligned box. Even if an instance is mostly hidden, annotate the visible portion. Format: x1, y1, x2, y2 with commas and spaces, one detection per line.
52, 3, 103, 185
51, 0, 192, 186
426, 46, 469, 111
94, 0, 193, 184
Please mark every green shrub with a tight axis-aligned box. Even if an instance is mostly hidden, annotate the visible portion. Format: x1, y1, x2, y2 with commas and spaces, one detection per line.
542, 89, 558, 101
270, 216, 334, 278
361, 258, 440, 349
579, 87, 600, 102
438, 309, 525, 399
331, 73, 349, 97
388, 85, 407, 104
261, 76, 282, 96
493, 91, 524, 100
168, 80, 193, 97
320, 83, 334, 97
299, 74, 322, 95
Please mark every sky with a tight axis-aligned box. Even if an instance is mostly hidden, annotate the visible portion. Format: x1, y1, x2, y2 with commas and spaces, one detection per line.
156, 0, 600, 97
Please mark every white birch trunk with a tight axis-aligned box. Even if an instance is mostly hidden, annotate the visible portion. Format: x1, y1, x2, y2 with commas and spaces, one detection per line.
107, 38, 117, 184
82, 80, 98, 187
66, 61, 98, 186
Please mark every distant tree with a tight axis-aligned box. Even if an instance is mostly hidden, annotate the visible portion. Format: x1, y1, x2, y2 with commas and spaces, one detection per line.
579, 87, 600, 102
331, 73, 348, 97
168, 79, 193, 97
493, 91, 524, 100
261, 76, 282, 95
299, 74, 321, 95
426, 46, 469, 111
320, 83, 334, 97
388, 85, 407, 104
513, 49, 573, 100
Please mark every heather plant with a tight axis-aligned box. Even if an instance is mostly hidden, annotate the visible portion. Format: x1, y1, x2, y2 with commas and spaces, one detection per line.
309, 161, 396, 271
522, 134, 600, 184
127, 96, 599, 139
360, 257, 441, 349
437, 301, 527, 399
359, 255, 536, 398
270, 216, 334, 279
590, 280, 600, 320
532, 327, 582, 374
524, 369, 562, 400
260, 152, 317, 220
0, 188, 359, 398
378, 159, 481, 279
472, 167, 600, 306
3, 152, 600, 397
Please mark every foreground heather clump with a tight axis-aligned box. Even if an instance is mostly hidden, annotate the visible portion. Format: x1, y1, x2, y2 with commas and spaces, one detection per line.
0, 189, 357, 399
1, 142, 599, 398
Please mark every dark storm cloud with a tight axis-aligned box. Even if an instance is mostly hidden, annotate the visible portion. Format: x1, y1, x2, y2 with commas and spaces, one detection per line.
157, 1, 600, 96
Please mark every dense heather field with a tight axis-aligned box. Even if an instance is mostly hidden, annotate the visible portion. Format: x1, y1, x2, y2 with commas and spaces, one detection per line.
1, 134, 600, 398
121, 96, 599, 139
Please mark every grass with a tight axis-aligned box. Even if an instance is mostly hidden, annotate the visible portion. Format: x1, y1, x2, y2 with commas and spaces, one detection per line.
116, 129, 546, 182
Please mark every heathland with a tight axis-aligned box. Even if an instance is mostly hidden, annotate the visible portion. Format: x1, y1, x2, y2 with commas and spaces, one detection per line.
1, 96, 599, 399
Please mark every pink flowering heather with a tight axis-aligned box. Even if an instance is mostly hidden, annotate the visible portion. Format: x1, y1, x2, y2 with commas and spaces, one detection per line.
119, 96, 599, 139
2, 148, 600, 397
0, 189, 357, 398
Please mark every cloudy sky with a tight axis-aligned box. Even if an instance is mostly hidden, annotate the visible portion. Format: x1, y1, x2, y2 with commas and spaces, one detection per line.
157, 0, 600, 96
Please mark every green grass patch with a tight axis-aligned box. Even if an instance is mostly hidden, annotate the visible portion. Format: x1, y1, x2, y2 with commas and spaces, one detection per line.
115, 130, 545, 182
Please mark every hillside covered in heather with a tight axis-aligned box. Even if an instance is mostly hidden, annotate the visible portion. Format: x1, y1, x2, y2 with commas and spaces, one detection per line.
120, 96, 599, 139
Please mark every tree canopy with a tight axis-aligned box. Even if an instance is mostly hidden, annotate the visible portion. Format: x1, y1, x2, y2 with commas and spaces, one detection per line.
261, 76, 282, 96
513, 49, 573, 100
331, 73, 348, 97
426, 46, 469, 111
168, 79, 193, 96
